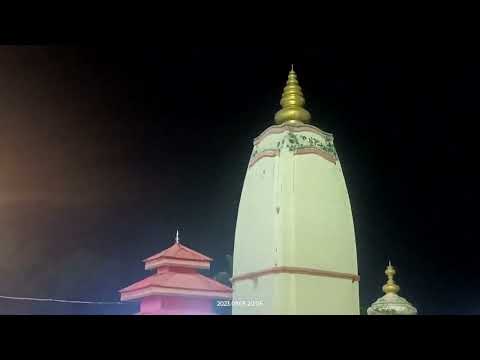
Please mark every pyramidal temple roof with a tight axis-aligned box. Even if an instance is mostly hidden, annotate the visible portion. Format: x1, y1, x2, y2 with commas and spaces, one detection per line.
120, 231, 232, 302
119, 269, 232, 294
143, 242, 212, 263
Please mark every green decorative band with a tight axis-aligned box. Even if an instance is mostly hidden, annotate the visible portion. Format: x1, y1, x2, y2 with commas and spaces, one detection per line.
249, 146, 337, 168
254, 124, 333, 146
279, 132, 337, 158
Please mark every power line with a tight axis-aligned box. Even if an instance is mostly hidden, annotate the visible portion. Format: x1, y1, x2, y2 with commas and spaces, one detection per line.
0, 295, 131, 305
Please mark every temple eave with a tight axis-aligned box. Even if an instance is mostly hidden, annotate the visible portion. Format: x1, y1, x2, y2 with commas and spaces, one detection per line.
120, 286, 232, 301
144, 258, 210, 271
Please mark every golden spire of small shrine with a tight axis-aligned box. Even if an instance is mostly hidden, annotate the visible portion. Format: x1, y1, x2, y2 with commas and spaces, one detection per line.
274, 65, 312, 126
175, 229, 180, 244
382, 261, 400, 295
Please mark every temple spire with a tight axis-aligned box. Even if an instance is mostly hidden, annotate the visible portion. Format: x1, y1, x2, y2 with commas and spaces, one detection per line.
175, 229, 180, 244
382, 261, 400, 295
274, 66, 312, 126
367, 261, 417, 315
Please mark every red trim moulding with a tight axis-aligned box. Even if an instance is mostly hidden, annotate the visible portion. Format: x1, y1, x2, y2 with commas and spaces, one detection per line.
231, 266, 360, 284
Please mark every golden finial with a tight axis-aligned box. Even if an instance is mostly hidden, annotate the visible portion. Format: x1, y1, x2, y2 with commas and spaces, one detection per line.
382, 261, 400, 295
274, 66, 312, 126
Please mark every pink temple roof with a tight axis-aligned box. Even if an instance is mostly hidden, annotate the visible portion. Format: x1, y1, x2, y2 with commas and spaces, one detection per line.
119, 268, 232, 294
143, 243, 212, 263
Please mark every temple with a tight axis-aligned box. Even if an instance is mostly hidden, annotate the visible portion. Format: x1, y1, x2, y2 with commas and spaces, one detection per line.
232, 66, 360, 314
119, 231, 232, 315
367, 262, 417, 315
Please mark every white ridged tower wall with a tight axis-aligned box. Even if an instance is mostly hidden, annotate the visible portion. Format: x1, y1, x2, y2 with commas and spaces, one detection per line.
232, 67, 360, 314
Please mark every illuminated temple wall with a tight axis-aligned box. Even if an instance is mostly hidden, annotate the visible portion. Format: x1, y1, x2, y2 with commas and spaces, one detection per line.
232, 124, 359, 314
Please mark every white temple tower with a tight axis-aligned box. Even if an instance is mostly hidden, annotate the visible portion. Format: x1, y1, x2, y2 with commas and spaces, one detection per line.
232, 66, 360, 314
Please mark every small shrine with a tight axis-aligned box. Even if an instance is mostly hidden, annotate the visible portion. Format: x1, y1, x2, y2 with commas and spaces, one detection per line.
120, 231, 232, 315
367, 262, 417, 315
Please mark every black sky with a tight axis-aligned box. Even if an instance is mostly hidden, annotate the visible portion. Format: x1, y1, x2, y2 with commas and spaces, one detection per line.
0, 45, 477, 314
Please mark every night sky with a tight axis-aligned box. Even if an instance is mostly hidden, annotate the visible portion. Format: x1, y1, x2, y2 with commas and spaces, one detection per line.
0, 46, 477, 314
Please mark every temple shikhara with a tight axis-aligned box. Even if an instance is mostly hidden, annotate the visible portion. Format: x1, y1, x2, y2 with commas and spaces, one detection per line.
119, 231, 232, 315
119, 66, 419, 315
232, 66, 360, 314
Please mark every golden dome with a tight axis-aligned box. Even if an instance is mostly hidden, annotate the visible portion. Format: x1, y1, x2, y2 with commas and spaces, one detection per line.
274, 65, 312, 126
